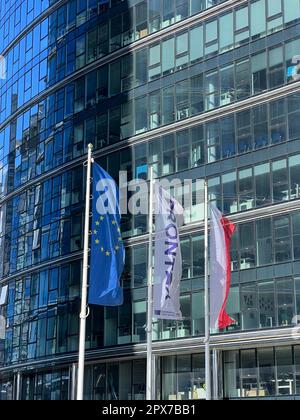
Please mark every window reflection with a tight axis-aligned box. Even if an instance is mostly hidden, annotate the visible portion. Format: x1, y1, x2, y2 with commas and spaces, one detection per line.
276, 347, 294, 396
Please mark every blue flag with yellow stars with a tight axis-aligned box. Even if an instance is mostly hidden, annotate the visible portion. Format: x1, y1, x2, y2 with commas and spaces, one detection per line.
88, 162, 125, 306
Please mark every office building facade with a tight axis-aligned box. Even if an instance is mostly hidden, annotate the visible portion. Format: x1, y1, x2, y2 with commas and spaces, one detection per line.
0, 0, 300, 400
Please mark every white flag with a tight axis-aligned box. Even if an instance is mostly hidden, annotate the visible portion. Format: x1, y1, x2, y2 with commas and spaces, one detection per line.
153, 185, 184, 320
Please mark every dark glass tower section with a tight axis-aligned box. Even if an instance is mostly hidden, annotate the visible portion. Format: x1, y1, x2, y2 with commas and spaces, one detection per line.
0, 0, 300, 400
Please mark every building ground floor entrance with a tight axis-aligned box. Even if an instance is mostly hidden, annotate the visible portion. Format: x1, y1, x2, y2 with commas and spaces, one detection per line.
1, 340, 300, 400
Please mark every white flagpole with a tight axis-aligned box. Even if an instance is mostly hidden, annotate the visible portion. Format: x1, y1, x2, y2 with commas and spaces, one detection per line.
146, 165, 154, 400
204, 179, 211, 401
77, 143, 93, 401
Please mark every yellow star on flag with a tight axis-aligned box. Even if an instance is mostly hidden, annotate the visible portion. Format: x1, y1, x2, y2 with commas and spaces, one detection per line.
95, 239, 100, 245
106, 251, 110, 257
95, 221, 100, 226
93, 230, 97, 234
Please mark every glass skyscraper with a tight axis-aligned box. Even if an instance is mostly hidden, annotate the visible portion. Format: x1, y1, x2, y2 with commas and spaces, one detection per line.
0, 0, 300, 400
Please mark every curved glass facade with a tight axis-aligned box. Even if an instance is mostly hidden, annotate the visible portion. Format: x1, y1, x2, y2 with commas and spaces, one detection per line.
0, 0, 300, 400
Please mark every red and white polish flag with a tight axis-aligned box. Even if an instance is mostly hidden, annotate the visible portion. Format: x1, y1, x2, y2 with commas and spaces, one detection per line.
210, 204, 236, 331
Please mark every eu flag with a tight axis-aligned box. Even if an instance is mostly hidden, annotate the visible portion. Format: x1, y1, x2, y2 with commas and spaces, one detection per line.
88, 163, 124, 306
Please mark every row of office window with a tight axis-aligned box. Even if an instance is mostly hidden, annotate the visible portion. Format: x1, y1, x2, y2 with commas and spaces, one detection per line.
0, 75, 297, 198
3, 146, 300, 276
2, 360, 145, 400
10, 165, 83, 229
153, 347, 300, 400
2, 345, 300, 400
4, 260, 82, 323
21, 368, 70, 401
0, 0, 56, 53
18, 93, 300, 184
117, 94, 300, 182
0, 259, 103, 365
0, 377, 13, 400
2, 197, 300, 294
160, 348, 300, 400
159, 354, 206, 400
83, 360, 146, 401
4, 300, 81, 363
0, 0, 116, 53
229, 277, 300, 332
1, 234, 300, 366
71, 37, 300, 143
2, 99, 87, 194
112, 215, 300, 343
74, 36, 299, 117
6, 360, 145, 400
59, 0, 228, 69
0, 166, 84, 276
101, 274, 300, 348
208, 153, 300, 215
1, 0, 229, 78
0, 0, 220, 53
115, 150, 300, 234
133, 348, 300, 400
8, 210, 83, 274
1, 0, 113, 108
